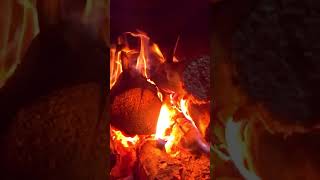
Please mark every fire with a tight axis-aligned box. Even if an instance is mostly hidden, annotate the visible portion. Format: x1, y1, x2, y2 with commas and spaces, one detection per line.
155, 104, 172, 139
110, 31, 206, 157
155, 97, 202, 155
0, 0, 39, 88
110, 127, 139, 178
154, 103, 185, 151
155, 103, 182, 155
133, 32, 149, 78
151, 43, 165, 63
111, 128, 140, 148
164, 123, 183, 156
110, 31, 166, 89
225, 118, 260, 180
110, 46, 123, 89
110, 31, 169, 151
180, 98, 197, 126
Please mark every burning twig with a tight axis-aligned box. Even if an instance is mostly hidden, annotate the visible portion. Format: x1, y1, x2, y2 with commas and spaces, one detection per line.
167, 35, 180, 63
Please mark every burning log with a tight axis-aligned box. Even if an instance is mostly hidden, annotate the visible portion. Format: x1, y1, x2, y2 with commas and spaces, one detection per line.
110, 70, 162, 135
136, 140, 210, 180
151, 55, 211, 137
153, 56, 210, 102
0, 83, 108, 179
109, 31, 211, 178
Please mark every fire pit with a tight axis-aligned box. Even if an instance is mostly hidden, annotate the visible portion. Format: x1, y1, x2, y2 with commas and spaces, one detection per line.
109, 1, 211, 179
109, 31, 210, 179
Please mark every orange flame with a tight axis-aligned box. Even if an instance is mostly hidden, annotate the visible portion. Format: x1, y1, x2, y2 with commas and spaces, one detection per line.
110, 46, 123, 89
111, 128, 140, 148
164, 123, 184, 156
110, 31, 206, 157
110, 31, 166, 89
155, 104, 174, 139
155, 103, 183, 155
151, 43, 165, 63
134, 32, 149, 78
155, 96, 202, 155
180, 98, 194, 122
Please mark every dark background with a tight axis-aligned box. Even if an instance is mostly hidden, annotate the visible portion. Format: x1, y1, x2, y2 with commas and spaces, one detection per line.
111, 0, 210, 59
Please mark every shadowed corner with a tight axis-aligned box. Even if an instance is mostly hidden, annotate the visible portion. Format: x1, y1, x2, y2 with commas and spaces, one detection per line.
0, 0, 110, 179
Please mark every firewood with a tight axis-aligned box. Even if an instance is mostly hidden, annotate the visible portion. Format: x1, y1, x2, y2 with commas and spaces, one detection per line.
111, 87, 161, 135
151, 56, 211, 139
110, 73, 162, 135
152, 56, 210, 102
0, 83, 108, 180
136, 140, 210, 180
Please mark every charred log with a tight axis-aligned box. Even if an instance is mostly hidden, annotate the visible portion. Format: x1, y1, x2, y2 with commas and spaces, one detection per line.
152, 56, 210, 102
110, 70, 162, 135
